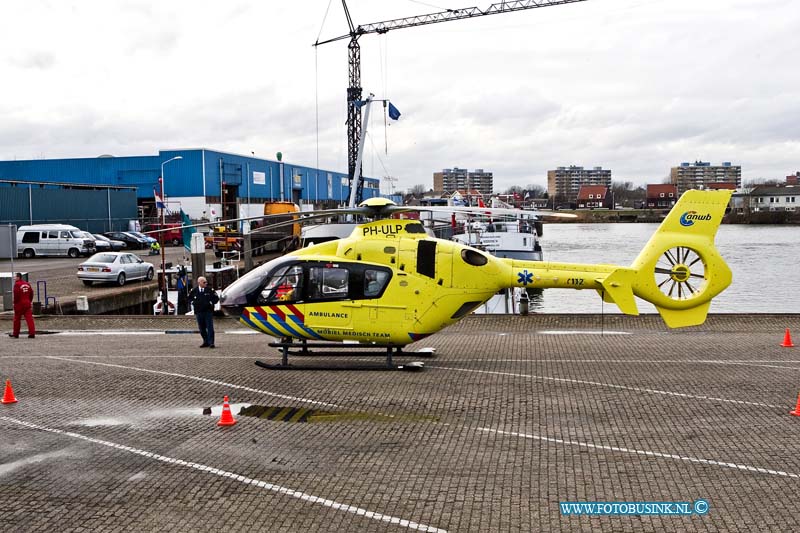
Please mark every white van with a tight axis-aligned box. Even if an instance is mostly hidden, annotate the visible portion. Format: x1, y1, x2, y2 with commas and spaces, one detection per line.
17, 224, 96, 258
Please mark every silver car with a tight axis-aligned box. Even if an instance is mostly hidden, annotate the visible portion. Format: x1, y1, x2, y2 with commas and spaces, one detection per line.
93, 233, 127, 251
80, 232, 110, 253
77, 252, 155, 286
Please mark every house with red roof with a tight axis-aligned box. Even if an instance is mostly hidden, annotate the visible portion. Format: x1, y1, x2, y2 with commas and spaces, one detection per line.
576, 185, 611, 209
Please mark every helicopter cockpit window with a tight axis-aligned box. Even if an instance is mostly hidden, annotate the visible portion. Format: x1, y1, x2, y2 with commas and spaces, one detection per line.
308, 266, 349, 300
363, 269, 389, 297
258, 265, 303, 304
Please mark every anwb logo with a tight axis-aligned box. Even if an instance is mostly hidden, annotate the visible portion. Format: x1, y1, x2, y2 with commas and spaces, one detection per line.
680, 211, 712, 227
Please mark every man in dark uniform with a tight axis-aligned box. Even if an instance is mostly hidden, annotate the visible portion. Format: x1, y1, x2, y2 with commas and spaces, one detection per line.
176, 265, 190, 314
10, 273, 36, 338
187, 276, 219, 348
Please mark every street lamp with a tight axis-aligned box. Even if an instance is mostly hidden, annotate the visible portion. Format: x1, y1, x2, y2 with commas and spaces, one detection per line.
159, 155, 182, 315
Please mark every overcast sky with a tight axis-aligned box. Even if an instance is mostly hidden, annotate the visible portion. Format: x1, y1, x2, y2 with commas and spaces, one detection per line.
2, 0, 798, 193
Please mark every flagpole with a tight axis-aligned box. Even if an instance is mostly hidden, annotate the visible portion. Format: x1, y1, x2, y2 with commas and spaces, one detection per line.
159, 175, 167, 314
159, 155, 182, 315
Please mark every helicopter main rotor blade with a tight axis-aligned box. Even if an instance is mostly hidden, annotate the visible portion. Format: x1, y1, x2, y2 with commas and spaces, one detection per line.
387, 205, 577, 219
142, 207, 376, 237
142, 200, 574, 238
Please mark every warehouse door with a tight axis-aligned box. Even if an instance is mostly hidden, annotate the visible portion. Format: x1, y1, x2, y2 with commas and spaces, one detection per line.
222, 184, 239, 221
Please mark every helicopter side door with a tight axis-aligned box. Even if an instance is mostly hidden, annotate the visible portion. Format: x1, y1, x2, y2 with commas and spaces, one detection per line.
301, 262, 398, 343
300, 263, 355, 340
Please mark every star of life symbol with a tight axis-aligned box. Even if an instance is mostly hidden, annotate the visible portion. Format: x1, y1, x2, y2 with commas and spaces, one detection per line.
517, 269, 533, 286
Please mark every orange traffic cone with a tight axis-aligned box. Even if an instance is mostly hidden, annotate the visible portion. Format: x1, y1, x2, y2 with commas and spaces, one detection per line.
781, 329, 795, 348
791, 392, 800, 416
2, 380, 18, 404
217, 395, 236, 426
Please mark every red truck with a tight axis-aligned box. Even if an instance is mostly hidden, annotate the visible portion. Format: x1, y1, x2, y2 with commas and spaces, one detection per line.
143, 223, 184, 246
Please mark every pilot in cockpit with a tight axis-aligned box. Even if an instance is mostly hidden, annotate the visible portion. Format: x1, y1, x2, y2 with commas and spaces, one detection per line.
276, 272, 299, 301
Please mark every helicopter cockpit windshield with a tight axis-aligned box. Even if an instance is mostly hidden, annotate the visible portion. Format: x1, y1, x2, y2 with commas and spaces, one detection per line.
219, 257, 297, 313
220, 255, 394, 318
260, 265, 303, 303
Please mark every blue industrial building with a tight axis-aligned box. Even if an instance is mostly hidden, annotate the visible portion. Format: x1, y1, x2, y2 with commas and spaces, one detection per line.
0, 148, 382, 223
0, 180, 138, 233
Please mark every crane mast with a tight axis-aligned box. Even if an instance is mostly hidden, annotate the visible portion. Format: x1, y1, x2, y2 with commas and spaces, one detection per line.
314, 0, 588, 204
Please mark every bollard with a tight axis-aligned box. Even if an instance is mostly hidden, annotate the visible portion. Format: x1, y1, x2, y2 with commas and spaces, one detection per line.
190, 233, 206, 281
519, 291, 530, 316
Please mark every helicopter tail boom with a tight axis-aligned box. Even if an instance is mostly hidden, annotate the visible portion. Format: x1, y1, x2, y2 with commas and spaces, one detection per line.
507, 189, 732, 328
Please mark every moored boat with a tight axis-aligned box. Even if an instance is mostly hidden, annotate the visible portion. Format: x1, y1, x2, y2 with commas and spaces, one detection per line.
451, 214, 543, 261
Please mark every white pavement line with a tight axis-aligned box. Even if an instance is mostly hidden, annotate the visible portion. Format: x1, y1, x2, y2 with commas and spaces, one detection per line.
1, 356, 255, 359
46, 357, 340, 409
53, 330, 256, 336
0, 416, 446, 533
436, 366, 782, 409
432, 359, 800, 367
537, 330, 631, 335
703, 361, 800, 371
478, 426, 800, 480
56, 331, 167, 336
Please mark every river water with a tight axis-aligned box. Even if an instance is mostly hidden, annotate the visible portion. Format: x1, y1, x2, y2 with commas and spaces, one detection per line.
522, 223, 799, 314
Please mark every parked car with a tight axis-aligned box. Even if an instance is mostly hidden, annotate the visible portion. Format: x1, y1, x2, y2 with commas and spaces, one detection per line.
93, 233, 126, 251
128, 231, 158, 246
104, 231, 149, 250
17, 224, 95, 258
77, 252, 155, 286
81, 232, 109, 253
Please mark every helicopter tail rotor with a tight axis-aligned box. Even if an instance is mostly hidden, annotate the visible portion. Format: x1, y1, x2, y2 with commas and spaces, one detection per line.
623, 189, 732, 328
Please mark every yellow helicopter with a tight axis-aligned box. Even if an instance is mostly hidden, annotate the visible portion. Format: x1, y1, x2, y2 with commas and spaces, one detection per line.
218, 189, 732, 370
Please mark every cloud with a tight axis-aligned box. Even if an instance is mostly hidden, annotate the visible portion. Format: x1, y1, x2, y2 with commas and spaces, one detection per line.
1, 0, 799, 193
10, 51, 56, 70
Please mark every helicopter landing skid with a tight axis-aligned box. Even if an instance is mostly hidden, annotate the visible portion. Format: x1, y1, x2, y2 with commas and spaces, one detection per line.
256, 340, 435, 371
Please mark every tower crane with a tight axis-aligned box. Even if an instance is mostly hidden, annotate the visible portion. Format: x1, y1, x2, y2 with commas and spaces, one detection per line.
314, 0, 588, 203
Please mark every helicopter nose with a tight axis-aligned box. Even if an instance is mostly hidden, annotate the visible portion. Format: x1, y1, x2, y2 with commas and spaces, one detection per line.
220, 303, 244, 318
219, 286, 247, 317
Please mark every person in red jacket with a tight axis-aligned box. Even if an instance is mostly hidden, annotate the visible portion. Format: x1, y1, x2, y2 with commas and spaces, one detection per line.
10, 273, 36, 339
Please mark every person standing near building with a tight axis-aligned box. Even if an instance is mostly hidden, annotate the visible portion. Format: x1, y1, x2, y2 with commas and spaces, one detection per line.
9, 273, 35, 339
187, 276, 218, 348
176, 265, 190, 314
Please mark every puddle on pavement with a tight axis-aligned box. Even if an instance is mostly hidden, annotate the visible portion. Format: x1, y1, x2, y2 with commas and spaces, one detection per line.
77, 407, 201, 427
238, 405, 436, 424
77, 404, 252, 427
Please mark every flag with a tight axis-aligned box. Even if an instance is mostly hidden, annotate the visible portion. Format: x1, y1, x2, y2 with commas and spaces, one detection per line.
388, 102, 401, 120
180, 210, 193, 251
154, 188, 165, 209
524, 192, 530, 200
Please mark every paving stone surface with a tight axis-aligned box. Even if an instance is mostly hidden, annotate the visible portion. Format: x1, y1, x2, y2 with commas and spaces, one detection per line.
2, 314, 800, 532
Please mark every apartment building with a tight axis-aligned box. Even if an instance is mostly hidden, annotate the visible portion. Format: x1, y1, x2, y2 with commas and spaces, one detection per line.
547, 166, 612, 208
670, 161, 741, 195
433, 168, 493, 198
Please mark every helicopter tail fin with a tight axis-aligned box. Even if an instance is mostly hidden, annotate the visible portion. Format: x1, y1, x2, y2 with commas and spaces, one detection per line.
507, 190, 731, 328
625, 189, 732, 327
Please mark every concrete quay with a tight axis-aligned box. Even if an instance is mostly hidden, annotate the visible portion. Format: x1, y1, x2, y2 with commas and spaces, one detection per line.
2, 313, 800, 532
